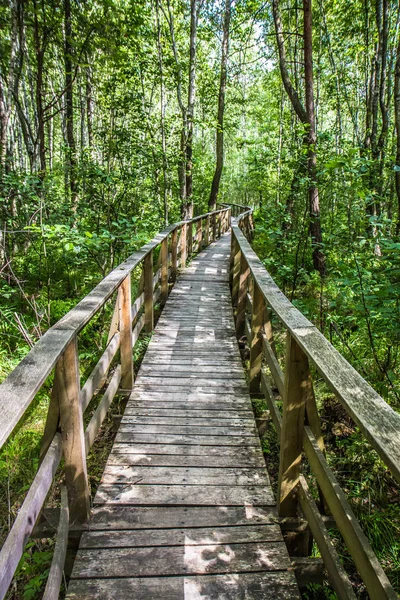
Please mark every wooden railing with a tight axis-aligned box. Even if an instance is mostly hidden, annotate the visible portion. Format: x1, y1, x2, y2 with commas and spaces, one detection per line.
231, 207, 400, 600
0, 206, 231, 600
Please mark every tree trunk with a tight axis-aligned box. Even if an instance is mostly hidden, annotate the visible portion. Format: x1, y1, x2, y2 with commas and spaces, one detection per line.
395, 35, 400, 235
33, 0, 46, 175
208, 0, 231, 211
303, 0, 325, 276
272, 0, 326, 276
184, 0, 199, 219
65, 0, 78, 208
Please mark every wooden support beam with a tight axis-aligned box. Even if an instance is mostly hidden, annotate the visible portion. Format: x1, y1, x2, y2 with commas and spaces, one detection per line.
204, 215, 210, 247
144, 250, 154, 333
42, 487, 69, 600
277, 333, 308, 517
160, 237, 169, 305
57, 338, 90, 524
303, 428, 397, 599
231, 239, 241, 307
181, 223, 187, 269
212, 213, 216, 242
235, 251, 250, 337
119, 274, 133, 389
171, 228, 178, 283
249, 282, 265, 394
197, 218, 202, 252
188, 222, 193, 256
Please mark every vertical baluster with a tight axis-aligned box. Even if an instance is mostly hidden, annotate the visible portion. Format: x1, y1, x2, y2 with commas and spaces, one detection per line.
171, 228, 178, 283
144, 250, 154, 332
231, 238, 241, 306
218, 212, 222, 237
249, 282, 265, 394
212, 213, 216, 242
235, 251, 250, 337
205, 215, 210, 247
57, 338, 90, 524
160, 237, 169, 305
181, 223, 187, 268
188, 221, 193, 256
278, 333, 309, 517
119, 274, 133, 388
197, 218, 202, 252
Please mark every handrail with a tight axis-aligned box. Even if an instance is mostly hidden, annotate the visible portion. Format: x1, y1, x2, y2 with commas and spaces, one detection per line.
231, 207, 399, 599
0, 205, 231, 600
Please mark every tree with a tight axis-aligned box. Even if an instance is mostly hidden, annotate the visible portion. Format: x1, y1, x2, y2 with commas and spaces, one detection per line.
208, 0, 231, 210
272, 0, 326, 276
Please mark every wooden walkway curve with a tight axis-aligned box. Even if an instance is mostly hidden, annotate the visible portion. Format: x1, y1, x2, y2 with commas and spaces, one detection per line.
67, 233, 300, 599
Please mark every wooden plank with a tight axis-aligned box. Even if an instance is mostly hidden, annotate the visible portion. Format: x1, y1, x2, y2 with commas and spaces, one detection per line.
117, 424, 256, 437
0, 435, 62, 599
101, 466, 269, 486
121, 408, 254, 419
70, 541, 289, 578
144, 250, 154, 333
236, 251, 250, 337
106, 453, 265, 468
80, 524, 282, 549
160, 236, 169, 304
278, 334, 308, 517
115, 432, 262, 446
298, 476, 356, 600
42, 487, 69, 600
111, 443, 264, 459
120, 415, 255, 426
58, 338, 90, 524
170, 227, 178, 283
119, 274, 133, 389
67, 571, 300, 600
303, 427, 397, 599
87, 504, 277, 530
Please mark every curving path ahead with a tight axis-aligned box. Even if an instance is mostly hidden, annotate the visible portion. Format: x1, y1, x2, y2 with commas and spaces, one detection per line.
67, 233, 300, 599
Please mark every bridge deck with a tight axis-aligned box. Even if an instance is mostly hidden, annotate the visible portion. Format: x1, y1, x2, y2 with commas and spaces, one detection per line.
67, 234, 300, 599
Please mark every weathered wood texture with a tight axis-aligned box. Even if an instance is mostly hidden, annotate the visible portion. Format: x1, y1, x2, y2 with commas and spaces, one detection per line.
67, 234, 299, 599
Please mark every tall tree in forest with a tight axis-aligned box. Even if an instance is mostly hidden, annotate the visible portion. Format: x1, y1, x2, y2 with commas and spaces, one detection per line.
272, 0, 326, 276
64, 0, 78, 207
208, 0, 231, 210
164, 0, 201, 219
395, 33, 400, 235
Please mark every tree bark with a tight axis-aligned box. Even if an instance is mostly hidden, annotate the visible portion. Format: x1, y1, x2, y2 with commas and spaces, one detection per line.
395, 35, 400, 235
184, 0, 200, 219
272, 0, 326, 276
65, 0, 78, 208
208, 0, 231, 210
303, 0, 325, 275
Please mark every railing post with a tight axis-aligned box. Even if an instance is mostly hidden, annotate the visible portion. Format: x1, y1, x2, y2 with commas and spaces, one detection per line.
212, 213, 216, 242
249, 282, 265, 394
181, 223, 187, 268
160, 236, 169, 305
232, 238, 241, 306
235, 251, 250, 337
144, 250, 154, 332
57, 337, 90, 524
119, 274, 134, 388
278, 332, 309, 517
205, 215, 210, 247
218, 212, 222, 237
188, 221, 193, 257
197, 218, 202, 252
171, 228, 178, 282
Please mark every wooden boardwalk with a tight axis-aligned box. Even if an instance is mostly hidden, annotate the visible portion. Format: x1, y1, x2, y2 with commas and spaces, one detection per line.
67, 234, 300, 599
